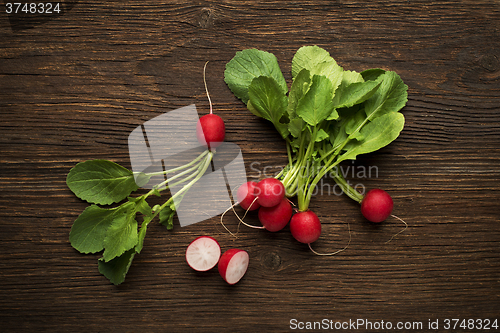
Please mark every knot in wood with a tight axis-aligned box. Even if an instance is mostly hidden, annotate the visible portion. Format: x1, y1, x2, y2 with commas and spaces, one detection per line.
199, 8, 214, 29
261, 251, 281, 270
480, 54, 499, 72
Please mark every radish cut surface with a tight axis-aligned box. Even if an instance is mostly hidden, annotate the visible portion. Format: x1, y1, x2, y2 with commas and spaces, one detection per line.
218, 249, 249, 285
185, 236, 221, 272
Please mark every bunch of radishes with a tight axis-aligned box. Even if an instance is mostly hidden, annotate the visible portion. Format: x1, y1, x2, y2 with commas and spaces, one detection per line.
235, 178, 329, 247
236, 178, 294, 233
236, 177, 394, 240
187, 59, 402, 285
220, 46, 409, 253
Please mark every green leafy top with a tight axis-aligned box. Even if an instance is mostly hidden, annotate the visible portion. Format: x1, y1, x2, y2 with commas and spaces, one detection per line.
67, 149, 213, 285
224, 45, 408, 211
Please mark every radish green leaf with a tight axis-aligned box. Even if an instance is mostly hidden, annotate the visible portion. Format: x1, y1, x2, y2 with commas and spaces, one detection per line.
69, 204, 117, 254
296, 75, 336, 126
333, 80, 382, 109
364, 71, 408, 121
98, 248, 136, 285
292, 45, 343, 92
66, 159, 139, 205
287, 69, 311, 119
338, 112, 405, 163
248, 76, 289, 138
159, 203, 176, 230
102, 205, 138, 262
224, 48, 287, 104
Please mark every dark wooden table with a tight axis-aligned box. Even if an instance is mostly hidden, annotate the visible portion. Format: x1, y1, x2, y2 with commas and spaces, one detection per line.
1, 1, 499, 332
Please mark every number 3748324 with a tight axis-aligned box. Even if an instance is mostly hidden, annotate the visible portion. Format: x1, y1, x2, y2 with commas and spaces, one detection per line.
5, 3, 61, 14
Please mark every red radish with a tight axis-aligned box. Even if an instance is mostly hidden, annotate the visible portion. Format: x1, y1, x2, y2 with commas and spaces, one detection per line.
361, 189, 394, 223
196, 61, 226, 149
236, 181, 261, 211
255, 178, 285, 207
185, 236, 221, 272
220, 178, 287, 234
196, 114, 225, 148
258, 198, 292, 232
218, 249, 249, 285
289, 210, 322, 244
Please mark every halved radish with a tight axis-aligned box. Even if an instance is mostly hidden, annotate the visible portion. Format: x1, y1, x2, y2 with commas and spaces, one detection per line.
218, 249, 249, 285
185, 236, 221, 272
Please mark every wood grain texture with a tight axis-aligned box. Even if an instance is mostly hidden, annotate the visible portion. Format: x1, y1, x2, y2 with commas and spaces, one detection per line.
1, 0, 499, 332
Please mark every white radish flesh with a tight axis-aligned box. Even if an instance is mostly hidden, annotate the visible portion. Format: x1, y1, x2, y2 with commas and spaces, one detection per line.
185, 236, 221, 272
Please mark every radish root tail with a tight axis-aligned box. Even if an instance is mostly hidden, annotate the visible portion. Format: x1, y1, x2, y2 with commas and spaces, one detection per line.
219, 197, 265, 237
203, 61, 213, 115
234, 197, 265, 230
220, 203, 239, 238
385, 214, 408, 243
308, 223, 351, 256
240, 197, 258, 221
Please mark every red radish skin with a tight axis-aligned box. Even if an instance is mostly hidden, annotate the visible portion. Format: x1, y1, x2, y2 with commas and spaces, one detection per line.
361, 189, 394, 223
218, 249, 249, 285
236, 181, 261, 211
258, 198, 293, 232
196, 61, 225, 149
196, 113, 225, 149
185, 236, 221, 272
255, 178, 285, 208
290, 211, 322, 244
